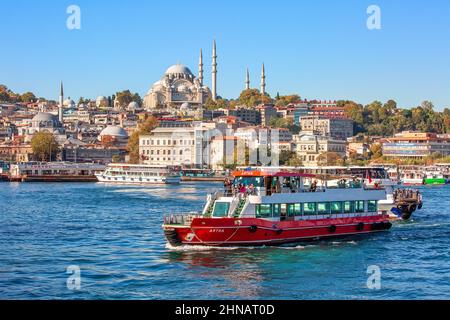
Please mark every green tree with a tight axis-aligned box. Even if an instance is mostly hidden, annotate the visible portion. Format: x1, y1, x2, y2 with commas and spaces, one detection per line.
238, 89, 273, 107
20, 92, 36, 103
204, 98, 228, 110
317, 152, 343, 166
275, 94, 301, 106
116, 90, 142, 108
31, 132, 59, 161
126, 116, 159, 163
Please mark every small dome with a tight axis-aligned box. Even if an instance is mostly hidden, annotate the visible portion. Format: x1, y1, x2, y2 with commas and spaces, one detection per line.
63, 98, 75, 107
99, 125, 128, 138
32, 112, 57, 122
165, 64, 193, 76
127, 101, 139, 110
96, 96, 108, 107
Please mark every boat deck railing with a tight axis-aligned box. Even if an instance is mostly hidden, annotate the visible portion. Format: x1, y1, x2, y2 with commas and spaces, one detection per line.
164, 212, 202, 226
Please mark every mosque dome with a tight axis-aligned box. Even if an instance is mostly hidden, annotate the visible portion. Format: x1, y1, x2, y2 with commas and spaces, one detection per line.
63, 98, 75, 107
99, 125, 128, 138
32, 112, 57, 122
96, 96, 108, 107
165, 64, 193, 76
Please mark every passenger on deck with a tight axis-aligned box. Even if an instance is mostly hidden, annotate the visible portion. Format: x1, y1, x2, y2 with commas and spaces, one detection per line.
247, 184, 255, 195
310, 180, 318, 192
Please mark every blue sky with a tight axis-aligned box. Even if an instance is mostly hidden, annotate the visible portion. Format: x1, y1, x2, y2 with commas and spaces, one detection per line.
0, 0, 449, 109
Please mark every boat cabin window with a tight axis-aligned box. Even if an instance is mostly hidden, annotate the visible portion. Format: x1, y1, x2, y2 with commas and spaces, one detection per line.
212, 202, 230, 217
288, 203, 302, 217
355, 201, 365, 213
368, 200, 377, 212
344, 201, 353, 213
256, 204, 272, 218
317, 202, 331, 215
303, 202, 316, 215
331, 202, 342, 214
272, 204, 280, 217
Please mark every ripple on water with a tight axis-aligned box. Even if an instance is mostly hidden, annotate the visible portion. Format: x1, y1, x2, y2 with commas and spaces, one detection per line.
0, 183, 449, 299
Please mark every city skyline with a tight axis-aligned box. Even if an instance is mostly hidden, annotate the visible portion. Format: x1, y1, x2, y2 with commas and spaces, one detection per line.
1, 0, 449, 109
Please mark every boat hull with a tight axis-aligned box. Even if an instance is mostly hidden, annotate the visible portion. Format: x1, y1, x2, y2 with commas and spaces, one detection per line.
423, 178, 447, 185
163, 215, 392, 247
96, 174, 180, 184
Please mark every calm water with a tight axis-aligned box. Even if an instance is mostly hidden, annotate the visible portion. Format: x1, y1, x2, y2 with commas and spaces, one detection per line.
0, 182, 449, 300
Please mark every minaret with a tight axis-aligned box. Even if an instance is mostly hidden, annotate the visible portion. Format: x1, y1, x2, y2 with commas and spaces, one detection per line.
260, 63, 266, 96
198, 49, 204, 86
212, 40, 217, 101
245, 68, 250, 90
59, 81, 64, 123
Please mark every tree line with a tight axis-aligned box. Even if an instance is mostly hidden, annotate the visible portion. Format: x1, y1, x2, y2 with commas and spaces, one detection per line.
341, 100, 450, 135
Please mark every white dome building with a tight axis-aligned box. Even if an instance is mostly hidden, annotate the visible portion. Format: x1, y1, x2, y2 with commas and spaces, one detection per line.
96, 96, 109, 108
63, 98, 76, 108
127, 101, 139, 111
99, 125, 128, 139
143, 62, 211, 110
31, 112, 60, 132
25, 112, 66, 141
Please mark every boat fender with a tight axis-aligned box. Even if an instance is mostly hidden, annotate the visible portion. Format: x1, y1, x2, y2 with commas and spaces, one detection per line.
418, 203, 423, 210
383, 222, 393, 230
249, 225, 258, 233
371, 223, 382, 231
356, 222, 365, 231
276, 229, 283, 235
329, 225, 337, 233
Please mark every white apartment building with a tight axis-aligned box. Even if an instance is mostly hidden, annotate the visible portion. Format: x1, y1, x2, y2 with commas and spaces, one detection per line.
295, 134, 347, 166
139, 122, 224, 167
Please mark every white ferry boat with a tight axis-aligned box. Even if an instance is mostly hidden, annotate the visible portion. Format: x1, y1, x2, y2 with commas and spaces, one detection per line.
95, 164, 181, 184
163, 168, 392, 247
242, 166, 422, 220
9, 162, 106, 182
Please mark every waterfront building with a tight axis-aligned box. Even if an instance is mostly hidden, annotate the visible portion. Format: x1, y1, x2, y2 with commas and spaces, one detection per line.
295, 134, 347, 166
0, 143, 34, 162
382, 131, 450, 158
139, 121, 218, 167
300, 115, 353, 140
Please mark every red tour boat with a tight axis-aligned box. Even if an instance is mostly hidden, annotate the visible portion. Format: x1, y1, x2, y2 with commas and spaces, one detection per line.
163, 169, 392, 247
